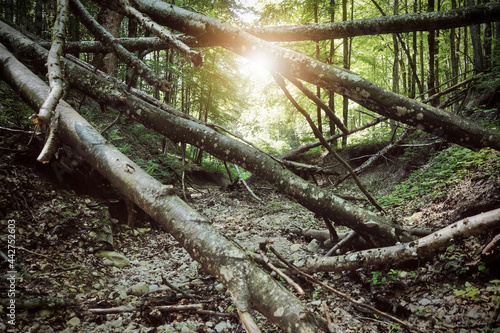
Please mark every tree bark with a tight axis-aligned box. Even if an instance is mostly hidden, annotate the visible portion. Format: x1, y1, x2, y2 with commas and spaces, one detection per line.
245, 2, 500, 42
0, 41, 326, 333
116, 0, 202, 66
467, 0, 485, 73
0, 20, 414, 247
95, 6, 123, 75
70, 0, 170, 92
298, 208, 500, 274
112, 0, 500, 152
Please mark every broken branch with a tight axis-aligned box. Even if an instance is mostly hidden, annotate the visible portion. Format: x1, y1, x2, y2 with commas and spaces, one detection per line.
69, 0, 170, 92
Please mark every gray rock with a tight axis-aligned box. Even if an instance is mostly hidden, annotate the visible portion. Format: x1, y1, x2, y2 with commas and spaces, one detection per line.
307, 239, 321, 253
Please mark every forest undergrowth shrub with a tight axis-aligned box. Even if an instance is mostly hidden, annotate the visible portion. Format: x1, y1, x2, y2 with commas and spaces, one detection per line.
378, 144, 500, 209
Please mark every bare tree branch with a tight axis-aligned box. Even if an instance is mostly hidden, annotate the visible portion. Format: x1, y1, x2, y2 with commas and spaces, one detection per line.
35, 0, 68, 163
247, 2, 500, 42
299, 208, 500, 274
117, 0, 202, 66
69, 0, 170, 92
272, 72, 384, 212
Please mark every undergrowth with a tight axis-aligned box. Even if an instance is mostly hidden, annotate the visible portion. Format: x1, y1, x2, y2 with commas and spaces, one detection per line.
378, 144, 500, 209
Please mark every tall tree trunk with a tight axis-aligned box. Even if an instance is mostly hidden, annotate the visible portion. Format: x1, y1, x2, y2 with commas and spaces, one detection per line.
391, 0, 400, 138
126, 16, 139, 89
450, 0, 459, 111
342, 0, 349, 148
483, 0, 492, 69
434, 0, 441, 101
428, 0, 437, 102
314, 3, 323, 135
328, 0, 337, 145
95, 7, 123, 75
468, 0, 485, 72
4, 0, 14, 22
34, 0, 43, 36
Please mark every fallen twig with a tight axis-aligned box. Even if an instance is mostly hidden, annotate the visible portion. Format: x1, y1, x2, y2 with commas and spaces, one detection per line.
235, 165, 264, 205
267, 244, 422, 332
258, 250, 304, 295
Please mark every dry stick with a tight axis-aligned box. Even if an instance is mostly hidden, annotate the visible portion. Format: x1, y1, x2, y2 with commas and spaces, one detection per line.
161, 274, 199, 299
235, 165, 265, 204
336, 128, 412, 186
322, 300, 333, 328
279, 116, 387, 160
0, 126, 35, 134
88, 304, 207, 315
197, 309, 233, 317
117, 0, 202, 66
284, 75, 349, 135
325, 230, 357, 256
237, 309, 262, 333
100, 112, 122, 135
267, 244, 422, 333
36, 0, 69, 163
258, 250, 305, 295
69, 0, 170, 92
481, 233, 500, 255
422, 76, 476, 104
271, 72, 384, 212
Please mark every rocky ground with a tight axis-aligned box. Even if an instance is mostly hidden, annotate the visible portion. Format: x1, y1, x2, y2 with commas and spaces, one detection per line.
1, 146, 500, 332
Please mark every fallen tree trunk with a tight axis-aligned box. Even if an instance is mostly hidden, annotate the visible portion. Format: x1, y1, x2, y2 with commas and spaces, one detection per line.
0, 42, 327, 332
247, 2, 500, 42
54, 2, 500, 50
298, 208, 500, 274
111, 0, 500, 152
0, 20, 413, 247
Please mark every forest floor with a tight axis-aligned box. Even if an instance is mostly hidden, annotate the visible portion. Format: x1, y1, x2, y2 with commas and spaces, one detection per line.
1, 81, 500, 332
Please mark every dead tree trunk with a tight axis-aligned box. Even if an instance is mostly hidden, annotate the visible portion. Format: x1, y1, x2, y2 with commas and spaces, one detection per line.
299, 208, 500, 274
246, 2, 500, 42
0, 41, 327, 333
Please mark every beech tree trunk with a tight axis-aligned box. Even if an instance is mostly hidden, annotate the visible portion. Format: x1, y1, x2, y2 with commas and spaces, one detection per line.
102, 0, 500, 152
298, 208, 500, 273
0, 41, 326, 333
245, 2, 500, 42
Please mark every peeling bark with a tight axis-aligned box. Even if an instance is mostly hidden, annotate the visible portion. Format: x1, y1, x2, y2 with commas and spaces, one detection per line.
0, 41, 326, 333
